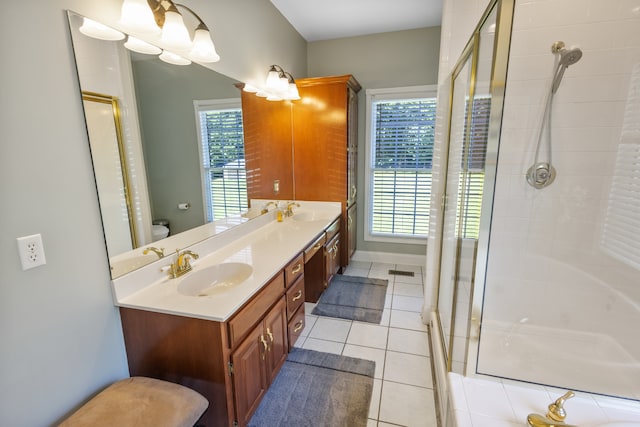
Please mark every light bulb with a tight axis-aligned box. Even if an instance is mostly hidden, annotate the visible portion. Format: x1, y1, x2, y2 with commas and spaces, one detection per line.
119, 0, 160, 34
79, 17, 125, 41
190, 28, 220, 63
124, 36, 161, 55
159, 50, 191, 65
160, 10, 192, 51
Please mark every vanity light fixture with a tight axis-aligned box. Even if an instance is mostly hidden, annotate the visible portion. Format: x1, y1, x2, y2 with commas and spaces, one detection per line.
79, 17, 125, 41
124, 36, 162, 55
250, 65, 300, 101
118, 0, 220, 63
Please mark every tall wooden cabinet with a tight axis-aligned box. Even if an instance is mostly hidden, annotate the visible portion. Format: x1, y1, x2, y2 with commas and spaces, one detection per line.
241, 75, 361, 268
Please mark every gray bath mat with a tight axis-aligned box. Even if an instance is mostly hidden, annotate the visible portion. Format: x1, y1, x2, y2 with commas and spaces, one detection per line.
312, 275, 388, 323
248, 348, 375, 427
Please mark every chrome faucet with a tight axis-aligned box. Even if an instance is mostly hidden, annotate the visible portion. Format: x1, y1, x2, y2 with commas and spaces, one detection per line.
143, 246, 165, 258
527, 391, 576, 427
169, 249, 199, 279
261, 201, 278, 215
285, 202, 300, 217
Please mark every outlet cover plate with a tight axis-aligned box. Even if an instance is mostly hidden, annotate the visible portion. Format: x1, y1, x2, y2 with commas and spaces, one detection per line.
17, 234, 47, 270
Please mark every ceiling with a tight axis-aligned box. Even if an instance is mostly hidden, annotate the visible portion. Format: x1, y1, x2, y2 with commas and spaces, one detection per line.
270, 0, 443, 42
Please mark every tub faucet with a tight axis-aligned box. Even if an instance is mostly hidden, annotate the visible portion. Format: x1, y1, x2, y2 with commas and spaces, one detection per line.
527, 391, 576, 427
169, 249, 199, 279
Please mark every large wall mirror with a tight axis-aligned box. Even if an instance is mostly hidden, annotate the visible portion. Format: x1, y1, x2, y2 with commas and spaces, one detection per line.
67, 11, 252, 278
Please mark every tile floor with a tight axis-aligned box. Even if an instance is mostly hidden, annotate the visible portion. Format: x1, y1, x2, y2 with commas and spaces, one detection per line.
294, 261, 439, 427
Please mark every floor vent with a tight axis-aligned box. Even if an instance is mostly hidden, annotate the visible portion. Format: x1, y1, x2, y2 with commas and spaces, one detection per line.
388, 269, 415, 277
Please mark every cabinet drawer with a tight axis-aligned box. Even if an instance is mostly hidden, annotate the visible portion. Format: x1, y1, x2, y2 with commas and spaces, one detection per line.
228, 272, 284, 348
288, 304, 305, 350
303, 233, 326, 263
284, 253, 304, 288
325, 218, 340, 242
285, 275, 305, 320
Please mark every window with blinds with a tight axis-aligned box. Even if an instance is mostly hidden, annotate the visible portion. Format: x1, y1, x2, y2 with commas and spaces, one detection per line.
368, 90, 436, 240
195, 99, 247, 222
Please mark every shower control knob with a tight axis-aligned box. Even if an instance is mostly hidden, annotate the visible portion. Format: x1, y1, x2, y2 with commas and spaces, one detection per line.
527, 162, 556, 189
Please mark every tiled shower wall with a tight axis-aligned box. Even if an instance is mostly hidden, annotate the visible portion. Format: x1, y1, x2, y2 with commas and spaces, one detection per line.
481, 0, 640, 375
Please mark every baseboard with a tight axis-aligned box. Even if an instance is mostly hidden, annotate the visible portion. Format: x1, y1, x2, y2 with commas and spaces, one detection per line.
352, 250, 426, 267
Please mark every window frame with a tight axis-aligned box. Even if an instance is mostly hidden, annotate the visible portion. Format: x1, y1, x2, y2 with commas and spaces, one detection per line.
193, 98, 247, 222
364, 85, 437, 245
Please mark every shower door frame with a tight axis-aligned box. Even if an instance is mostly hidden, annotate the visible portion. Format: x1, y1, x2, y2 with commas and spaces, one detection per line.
433, 0, 514, 375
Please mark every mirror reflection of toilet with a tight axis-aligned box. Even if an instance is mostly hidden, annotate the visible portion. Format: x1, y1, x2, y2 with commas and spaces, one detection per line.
151, 220, 170, 241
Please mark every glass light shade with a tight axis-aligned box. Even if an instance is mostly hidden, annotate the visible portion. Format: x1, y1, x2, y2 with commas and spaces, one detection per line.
119, 0, 160, 34
286, 83, 300, 100
265, 70, 281, 90
159, 50, 191, 65
124, 36, 162, 55
160, 10, 192, 51
189, 28, 220, 63
267, 94, 283, 101
243, 84, 259, 93
256, 90, 269, 98
79, 17, 125, 41
277, 75, 289, 92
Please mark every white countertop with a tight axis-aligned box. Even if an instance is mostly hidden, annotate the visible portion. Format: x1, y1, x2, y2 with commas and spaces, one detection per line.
111, 201, 341, 322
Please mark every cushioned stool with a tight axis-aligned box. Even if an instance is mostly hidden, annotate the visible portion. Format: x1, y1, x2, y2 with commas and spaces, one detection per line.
59, 377, 208, 427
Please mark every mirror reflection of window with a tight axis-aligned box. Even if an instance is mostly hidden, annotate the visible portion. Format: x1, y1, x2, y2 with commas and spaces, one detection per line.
195, 99, 248, 221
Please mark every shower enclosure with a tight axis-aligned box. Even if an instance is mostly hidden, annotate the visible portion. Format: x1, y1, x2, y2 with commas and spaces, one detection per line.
434, 0, 640, 403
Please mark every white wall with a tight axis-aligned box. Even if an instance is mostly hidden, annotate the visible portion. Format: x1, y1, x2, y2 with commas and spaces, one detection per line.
0, 1, 306, 425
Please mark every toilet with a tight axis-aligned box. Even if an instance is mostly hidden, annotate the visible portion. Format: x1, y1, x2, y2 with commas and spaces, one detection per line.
152, 224, 169, 241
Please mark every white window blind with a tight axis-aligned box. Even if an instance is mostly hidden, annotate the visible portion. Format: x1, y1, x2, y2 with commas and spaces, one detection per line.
457, 96, 491, 240
195, 99, 247, 222
367, 88, 437, 241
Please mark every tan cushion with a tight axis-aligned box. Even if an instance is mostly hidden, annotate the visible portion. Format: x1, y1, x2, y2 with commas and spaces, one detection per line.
59, 377, 208, 427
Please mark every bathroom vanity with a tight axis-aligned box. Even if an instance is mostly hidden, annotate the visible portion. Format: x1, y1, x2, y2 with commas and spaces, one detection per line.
111, 202, 341, 427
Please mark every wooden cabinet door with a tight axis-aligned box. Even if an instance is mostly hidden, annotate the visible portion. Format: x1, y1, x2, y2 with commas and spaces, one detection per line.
231, 323, 268, 427
263, 298, 288, 385
347, 86, 358, 206
325, 233, 341, 286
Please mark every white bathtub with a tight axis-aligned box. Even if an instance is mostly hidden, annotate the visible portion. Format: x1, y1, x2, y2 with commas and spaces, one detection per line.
477, 256, 640, 400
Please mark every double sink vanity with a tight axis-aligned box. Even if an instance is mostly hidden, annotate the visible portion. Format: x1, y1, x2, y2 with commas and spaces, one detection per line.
111, 201, 342, 427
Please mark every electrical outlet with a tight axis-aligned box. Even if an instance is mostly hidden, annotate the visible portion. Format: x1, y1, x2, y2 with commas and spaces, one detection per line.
17, 234, 47, 270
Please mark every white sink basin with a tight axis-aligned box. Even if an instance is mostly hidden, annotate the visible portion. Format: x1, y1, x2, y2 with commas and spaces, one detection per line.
177, 263, 253, 297
292, 211, 336, 222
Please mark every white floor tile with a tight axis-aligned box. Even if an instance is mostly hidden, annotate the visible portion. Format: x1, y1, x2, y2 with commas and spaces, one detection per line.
393, 273, 424, 285
387, 327, 430, 357
366, 419, 377, 427
389, 309, 428, 331
349, 260, 372, 270
292, 336, 306, 348
307, 316, 352, 342
300, 315, 317, 337
379, 309, 391, 326
383, 351, 433, 388
347, 322, 389, 349
368, 378, 382, 419
393, 282, 424, 297
343, 344, 386, 379
301, 337, 344, 354
379, 381, 437, 426
392, 295, 424, 312
343, 267, 370, 277
304, 302, 317, 313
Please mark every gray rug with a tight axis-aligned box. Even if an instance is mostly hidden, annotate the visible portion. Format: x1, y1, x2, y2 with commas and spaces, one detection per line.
312, 275, 388, 323
248, 348, 375, 427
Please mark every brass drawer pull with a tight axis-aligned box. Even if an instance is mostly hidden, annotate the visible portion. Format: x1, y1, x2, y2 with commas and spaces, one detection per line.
260, 334, 268, 359
266, 328, 274, 342
293, 321, 304, 333
292, 263, 302, 274
314, 242, 323, 249
292, 289, 302, 301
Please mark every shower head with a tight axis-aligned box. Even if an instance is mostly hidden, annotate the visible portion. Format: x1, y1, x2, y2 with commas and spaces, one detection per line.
551, 47, 583, 94
559, 47, 583, 66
